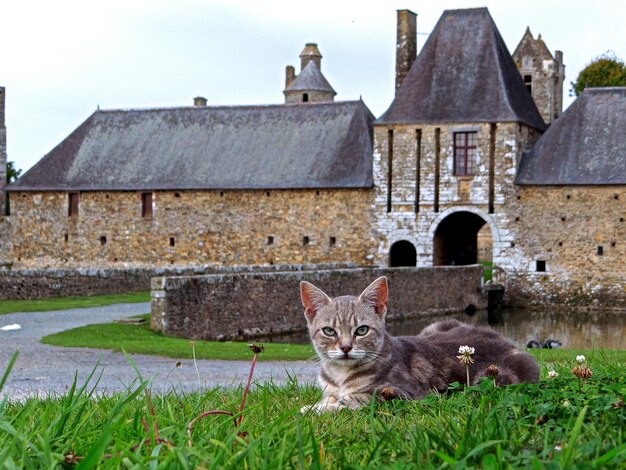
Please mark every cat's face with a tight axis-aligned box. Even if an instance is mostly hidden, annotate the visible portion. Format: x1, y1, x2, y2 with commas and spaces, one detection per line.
300, 277, 388, 367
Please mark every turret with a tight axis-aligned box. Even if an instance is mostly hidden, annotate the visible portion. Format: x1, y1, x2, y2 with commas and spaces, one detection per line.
283, 44, 336, 103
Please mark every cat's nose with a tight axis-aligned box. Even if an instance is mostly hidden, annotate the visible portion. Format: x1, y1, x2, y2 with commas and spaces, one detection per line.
340, 345, 352, 354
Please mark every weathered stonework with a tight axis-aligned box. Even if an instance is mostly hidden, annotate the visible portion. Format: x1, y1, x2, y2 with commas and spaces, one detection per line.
371, 122, 542, 268
0, 263, 358, 300
0, 87, 8, 266
512, 29, 564, 125
497, 185, 626, 307
151, 266, 486, 341
7, 188, 376, 269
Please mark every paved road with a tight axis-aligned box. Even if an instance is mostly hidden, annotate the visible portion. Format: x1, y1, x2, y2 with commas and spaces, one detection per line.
0, 303, 318, 400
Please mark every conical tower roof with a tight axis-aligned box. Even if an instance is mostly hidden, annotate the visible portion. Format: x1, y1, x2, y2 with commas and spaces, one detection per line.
377, 8, 545, 130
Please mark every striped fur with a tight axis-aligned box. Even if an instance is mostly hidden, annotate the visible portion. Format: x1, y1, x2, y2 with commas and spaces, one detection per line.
300, 277, 539, 413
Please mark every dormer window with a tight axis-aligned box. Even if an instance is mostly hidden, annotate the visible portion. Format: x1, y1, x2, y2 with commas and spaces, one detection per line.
453, 132, 477, 176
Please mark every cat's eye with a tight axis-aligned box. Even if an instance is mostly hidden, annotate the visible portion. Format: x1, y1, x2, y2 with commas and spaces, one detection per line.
354, 325, 369, 336
322, 327, 337, 337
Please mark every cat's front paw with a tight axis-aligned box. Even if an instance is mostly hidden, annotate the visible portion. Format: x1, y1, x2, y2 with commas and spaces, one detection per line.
300, 399, 341, 414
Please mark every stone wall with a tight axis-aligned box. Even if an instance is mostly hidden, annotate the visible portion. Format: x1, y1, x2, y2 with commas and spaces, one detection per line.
7, 188, 375, 269
151, 266, 486, 341
0, 267, 155, 299
497, 185, 626, 307
0, 263, 358, 300
0, 87, 6, 217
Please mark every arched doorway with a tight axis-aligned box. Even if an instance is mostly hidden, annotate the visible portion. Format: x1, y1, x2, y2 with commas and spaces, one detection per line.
389, 240, 417, 267
433, 212, 490, 266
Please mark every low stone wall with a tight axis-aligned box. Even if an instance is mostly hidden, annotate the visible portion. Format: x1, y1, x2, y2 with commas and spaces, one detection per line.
0, 263, 357, 300
151, 266, 486, 341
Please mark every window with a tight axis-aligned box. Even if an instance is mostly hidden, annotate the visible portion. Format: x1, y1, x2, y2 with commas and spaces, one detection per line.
302, 93, 309, 102
141, 192, 153, 218
524, 74, 532, 94
453, 132, 477, 176
267, 236, 274, 245
536, 260, 546, 272
68, 192, 79, 217
303, 236, 310, 246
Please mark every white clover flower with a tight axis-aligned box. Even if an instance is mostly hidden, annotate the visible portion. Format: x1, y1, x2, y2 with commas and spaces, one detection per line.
576, 355, 586, 364
548, 370, 558, 379
458, 345, 475, 355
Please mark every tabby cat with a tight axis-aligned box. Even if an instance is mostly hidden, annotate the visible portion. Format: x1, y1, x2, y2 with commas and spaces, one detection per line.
300, 276, 539, 412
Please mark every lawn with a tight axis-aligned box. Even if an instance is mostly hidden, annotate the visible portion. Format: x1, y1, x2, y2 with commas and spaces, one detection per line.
0, 291, 150, 315
41, 315, 316, 362
0, 350, 624, 468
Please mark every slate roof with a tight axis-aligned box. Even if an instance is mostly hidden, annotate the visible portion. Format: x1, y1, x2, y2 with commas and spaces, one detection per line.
9, 101, 374, 191
376, 8, 546, 130
515, 87, 626, 185
284, 60, 336, 95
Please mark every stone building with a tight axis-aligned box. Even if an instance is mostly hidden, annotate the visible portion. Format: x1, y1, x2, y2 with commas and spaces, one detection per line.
512, 28, 565, 125
1, 8, 624, 306
5, 47, 376, 268
509, 87, 626, 306
372, 8, 546, 272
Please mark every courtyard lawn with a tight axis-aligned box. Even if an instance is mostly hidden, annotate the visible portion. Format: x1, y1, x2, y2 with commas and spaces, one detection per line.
0, 291, 150, 315
0, 350, 624, 468
41, 315, 315, 362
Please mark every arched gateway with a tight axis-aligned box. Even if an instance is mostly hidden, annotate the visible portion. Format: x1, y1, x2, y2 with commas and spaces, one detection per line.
389, 240, 417, 266
433, 211, 492, 266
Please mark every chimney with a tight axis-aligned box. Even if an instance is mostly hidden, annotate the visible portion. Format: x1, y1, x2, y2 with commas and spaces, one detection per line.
300, 43, 322, 71
396, 9, 417, 91
193, 96, 207, 107
285, 65, 296, 88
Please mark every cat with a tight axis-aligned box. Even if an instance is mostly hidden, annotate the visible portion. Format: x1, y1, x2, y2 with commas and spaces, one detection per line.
300, 276, 539, 413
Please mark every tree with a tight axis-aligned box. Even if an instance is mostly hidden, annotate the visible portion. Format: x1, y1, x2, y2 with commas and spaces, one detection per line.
6, 161, 22, 184
570, 52, 626, 96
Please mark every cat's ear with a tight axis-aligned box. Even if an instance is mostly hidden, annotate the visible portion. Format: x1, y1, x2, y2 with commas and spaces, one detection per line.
300, 281, 333, 322
358, 276, 388, 319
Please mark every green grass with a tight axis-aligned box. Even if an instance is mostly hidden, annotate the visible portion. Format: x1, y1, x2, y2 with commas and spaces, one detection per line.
0, 291, 150, 315
480, 261, 493, 283
0, 352, 624, 468
41, 315, 316, 362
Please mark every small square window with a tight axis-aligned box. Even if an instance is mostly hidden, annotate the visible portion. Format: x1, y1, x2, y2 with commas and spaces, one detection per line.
536, 260, 546, 272
329, 236, 336, 246
303, 236, 310, 246
100, 236, 107, 246
169, 237, 176, 247
267, 236, 274, 245
597, 246, 604, 256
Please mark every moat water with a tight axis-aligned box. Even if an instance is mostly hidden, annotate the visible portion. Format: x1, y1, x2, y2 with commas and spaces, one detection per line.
268, 308, 626, 350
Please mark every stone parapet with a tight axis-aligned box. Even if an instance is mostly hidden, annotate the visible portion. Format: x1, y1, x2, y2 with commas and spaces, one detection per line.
0, 262, 358, 300
150, 265, 486, 341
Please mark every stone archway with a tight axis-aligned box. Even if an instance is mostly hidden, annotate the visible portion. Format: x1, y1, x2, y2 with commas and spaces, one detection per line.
389, 240, 417, 267
433, 211, 489, 266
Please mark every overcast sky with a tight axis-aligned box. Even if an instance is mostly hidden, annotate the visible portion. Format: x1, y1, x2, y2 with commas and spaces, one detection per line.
2, 0, 625, 173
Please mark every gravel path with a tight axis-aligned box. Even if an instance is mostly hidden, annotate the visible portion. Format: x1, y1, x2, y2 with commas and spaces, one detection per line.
0, 303, 318, 400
